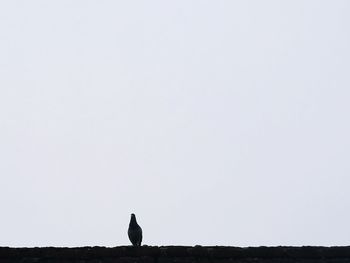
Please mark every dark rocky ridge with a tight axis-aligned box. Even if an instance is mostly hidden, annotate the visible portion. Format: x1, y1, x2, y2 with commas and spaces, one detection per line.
1, 246, 350, 262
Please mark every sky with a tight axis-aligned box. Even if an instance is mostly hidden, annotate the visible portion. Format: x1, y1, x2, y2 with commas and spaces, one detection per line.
0, 0, 349, 247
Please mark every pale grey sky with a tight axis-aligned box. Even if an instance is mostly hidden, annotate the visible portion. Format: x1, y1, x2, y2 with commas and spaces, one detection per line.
0, 0, 349, 247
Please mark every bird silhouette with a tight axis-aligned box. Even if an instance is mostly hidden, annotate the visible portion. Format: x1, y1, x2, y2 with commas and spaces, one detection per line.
128, 213, 142, 246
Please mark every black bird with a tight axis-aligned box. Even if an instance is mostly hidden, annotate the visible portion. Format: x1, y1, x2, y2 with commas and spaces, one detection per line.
128, 213, 142, 246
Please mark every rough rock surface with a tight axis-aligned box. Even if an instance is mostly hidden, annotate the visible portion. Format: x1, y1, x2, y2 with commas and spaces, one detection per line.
1, 246, 350, 263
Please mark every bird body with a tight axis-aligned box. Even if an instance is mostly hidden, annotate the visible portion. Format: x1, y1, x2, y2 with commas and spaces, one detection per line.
128, 213, 142, 246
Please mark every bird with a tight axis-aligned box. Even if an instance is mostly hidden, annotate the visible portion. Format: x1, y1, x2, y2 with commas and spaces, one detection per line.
128, 213, 143, 246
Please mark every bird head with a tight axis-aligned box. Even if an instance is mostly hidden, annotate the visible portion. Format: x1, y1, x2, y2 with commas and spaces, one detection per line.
130, 213, 138, 225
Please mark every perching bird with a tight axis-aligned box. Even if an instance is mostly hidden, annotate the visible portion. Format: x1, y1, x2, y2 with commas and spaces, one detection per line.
128, 213, 142, 246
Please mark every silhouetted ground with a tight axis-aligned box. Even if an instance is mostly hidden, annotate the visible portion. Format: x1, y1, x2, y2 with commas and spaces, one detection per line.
1, 246, 350, 262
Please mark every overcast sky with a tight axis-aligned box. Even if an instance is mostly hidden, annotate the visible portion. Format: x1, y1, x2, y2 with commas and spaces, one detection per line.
0, 0, 349, 247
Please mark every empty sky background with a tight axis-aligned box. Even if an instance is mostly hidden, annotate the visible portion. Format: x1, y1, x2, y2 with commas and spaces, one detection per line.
0, 0, 349, 247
